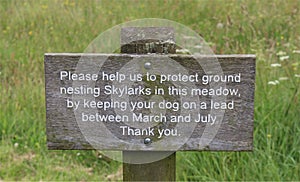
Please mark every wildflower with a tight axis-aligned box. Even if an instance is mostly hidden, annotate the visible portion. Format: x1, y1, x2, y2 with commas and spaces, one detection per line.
41, 5, 48, 10
279, 56, 289, 61
268, 81, 276, 85
64, 0, 69, 6
267, 134, 271, 138
216, 22, 224, 29
295, 74, 300, 78
14, 143, 19, 148
292, 50, 300, 54
77, 152, 80, 156
276, 51, 286, 56
28, 31, 33, 36
279, 77, 288, 81
268, 80, 279, 85
270, 63, 281, 67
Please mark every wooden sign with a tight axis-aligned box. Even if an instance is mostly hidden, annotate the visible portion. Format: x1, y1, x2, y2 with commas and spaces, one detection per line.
45, 53, 255, 151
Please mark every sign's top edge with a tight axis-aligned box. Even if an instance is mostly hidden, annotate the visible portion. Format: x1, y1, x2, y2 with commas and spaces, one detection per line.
44, 53, 256, 58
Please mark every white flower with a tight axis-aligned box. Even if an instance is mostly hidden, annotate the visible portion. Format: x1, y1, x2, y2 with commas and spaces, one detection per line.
77, 152, 80, 156
292, 50, 300, 54
279, 77, 288, 81
271, 63, 281, 67
268, 80, 279, 85
276, 51, 286, 56
268, 81, 276, 85
14, 143, 19, 148
295, 74, 300, 78
217, 22, 224, 29
194, 45, 202, 49
279, 56, 289, 61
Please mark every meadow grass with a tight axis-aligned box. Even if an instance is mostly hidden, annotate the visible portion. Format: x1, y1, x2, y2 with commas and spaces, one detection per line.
0, 0, 299, 181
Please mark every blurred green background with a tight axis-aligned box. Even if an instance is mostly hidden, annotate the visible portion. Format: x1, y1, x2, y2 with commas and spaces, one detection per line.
0, 0, 299, 181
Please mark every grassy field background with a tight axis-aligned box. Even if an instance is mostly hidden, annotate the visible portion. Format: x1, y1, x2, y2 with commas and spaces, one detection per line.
0, 0, 299, 181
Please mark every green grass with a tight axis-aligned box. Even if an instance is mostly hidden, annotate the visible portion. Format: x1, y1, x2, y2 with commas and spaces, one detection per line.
0, 0, 299, 181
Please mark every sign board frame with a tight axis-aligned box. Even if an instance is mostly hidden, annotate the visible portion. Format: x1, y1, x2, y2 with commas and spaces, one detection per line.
45, 53, 255, 151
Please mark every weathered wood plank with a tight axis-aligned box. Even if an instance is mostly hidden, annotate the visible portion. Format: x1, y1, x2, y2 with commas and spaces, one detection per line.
45, 53, 255, 151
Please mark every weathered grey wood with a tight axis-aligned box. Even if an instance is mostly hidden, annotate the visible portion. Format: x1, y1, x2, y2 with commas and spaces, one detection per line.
123, 151, 176, 181
121, 27, 175, 54
122, 27, 176, 182
45, 26, 255, 182
44, 53, 255, 151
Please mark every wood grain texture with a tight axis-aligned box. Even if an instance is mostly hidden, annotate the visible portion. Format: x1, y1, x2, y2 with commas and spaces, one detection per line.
45, 53, 255, 151
123, 151, 176, 181
121, 27, 176, 182
121, 27, 175, 54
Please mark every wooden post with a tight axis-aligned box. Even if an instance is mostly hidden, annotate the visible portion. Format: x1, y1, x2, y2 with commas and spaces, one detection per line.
121, 27, 176, 181
123, 151, 176, 181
